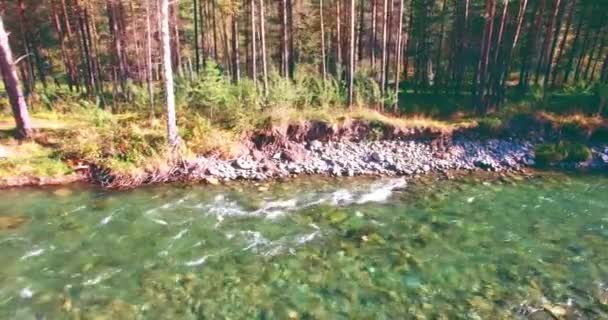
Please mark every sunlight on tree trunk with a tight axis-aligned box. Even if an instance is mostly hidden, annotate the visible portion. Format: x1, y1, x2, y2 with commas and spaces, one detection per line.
160, 0, 179, 148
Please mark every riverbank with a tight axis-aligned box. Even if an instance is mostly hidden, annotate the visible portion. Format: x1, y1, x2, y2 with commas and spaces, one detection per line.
2, 109, 608, 189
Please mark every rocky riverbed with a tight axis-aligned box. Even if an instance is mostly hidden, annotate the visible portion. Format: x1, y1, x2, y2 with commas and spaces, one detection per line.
188, 137, 608, 184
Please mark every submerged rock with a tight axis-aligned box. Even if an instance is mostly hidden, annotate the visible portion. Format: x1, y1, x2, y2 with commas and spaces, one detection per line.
0, 216, 27, 230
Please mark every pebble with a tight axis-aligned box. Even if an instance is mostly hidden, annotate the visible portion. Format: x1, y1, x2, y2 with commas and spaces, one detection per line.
186, 138, 608, 183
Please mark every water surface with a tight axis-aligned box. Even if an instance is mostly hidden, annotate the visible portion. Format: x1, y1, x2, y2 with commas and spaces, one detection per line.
1, 173, 607, 319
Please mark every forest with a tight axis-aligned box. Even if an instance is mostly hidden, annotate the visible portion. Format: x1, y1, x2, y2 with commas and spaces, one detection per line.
0, 0, 607, 177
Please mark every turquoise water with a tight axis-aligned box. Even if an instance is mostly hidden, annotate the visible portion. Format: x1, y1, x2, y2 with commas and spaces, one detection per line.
0, 173, 607, 319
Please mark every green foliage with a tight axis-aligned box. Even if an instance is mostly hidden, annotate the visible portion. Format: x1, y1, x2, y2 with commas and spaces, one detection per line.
535, 142, 592, 165
560, 121, 590, 140
477, 117, 503, 136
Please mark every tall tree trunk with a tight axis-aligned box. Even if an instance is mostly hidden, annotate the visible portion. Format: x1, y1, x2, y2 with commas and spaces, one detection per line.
393, 0, 404, 113
573, 24, 592, 83
211, 0, 218, 61
250, 0, 257, 85
550, 0, 575, 86
160, 0, 179, 148
542, 0, 563, 89
380, 0, 388, 103
280, 0, 289, 77
231, 13, 241, 83
17, 0, 36, 93
320, 0, 327, 82
0, 17, 32, 139
497, 0, 527, 104
519, 0, 543, 91
51, 0, 75, 90
193, 0, 200, 73
108, 0, 127, 94
335, 0, 342, 76
371, 0, 376, 70
259, 0, 268, 94
287, 0, 295, 78
475, 0, 496, 112
145, 0, 154, 112
562, 4, 586, 85
356, 0, 364, 63
435, 0, 448, 91
347, 0, 355, 108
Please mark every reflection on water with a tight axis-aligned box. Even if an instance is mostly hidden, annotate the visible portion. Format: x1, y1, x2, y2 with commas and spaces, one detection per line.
0, 173, 607, 319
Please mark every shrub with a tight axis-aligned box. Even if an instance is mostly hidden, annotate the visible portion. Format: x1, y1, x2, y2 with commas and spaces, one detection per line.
535, 142, 592, 165
535, 144, 566, 164
564, 142, 592, 162
590, 126, 608, 143
477, 117, 503, 137
560, 121, 590, 140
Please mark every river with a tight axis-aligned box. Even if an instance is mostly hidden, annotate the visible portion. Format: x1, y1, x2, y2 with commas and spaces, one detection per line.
0, 173, 607, 319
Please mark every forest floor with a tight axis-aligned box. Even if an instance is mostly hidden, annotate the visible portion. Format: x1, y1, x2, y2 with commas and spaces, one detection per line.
0, 106, 607, 188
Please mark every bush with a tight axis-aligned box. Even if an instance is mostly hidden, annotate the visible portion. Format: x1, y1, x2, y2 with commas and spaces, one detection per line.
477, 117, 503, 137
564, 142, 592, 162
535, 142, 592, 165
535, 144, 566, 164
590, 126, 608, 143
560, 121, 590, 140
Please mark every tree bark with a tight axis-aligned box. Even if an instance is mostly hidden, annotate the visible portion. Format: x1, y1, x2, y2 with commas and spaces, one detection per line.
347, 0, 355, 108
250, 0, 257, 85
551, 0, 575, 86
193, 0, 199, 73
231, 12, 241, 83
160, 0, 179, 147
320, 0, 327, 82
380, 0, 388, 102
259, 0, 268, 94
145, 0, 154, 112
0, 16, 32, 139
393, 0, 404, 113
475, 0, 496, 112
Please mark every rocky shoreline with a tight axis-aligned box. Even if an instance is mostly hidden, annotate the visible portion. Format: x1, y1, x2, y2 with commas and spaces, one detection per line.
3, 122, 608, 189
190, 137, 608, 184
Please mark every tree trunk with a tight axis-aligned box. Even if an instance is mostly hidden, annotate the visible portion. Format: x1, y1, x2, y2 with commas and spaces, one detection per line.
211, 0, 218, 60
371, 0, 376, 70
160, 0, 179, 147
542, 0, 563, 88
393, 0, 404, 113
0, 16, 32, 139
145, 0, 154, 112
259, 0, 268, 94
551, 0, 575, 86
380, 0, 388, 103
320, 0, 327, 82
475, 0, 496, 112
250, 0, 257, 85
347, 0, 355, 108
193, 0, 199, 73
335, 0, 342, 77
563, 4, 586, 84
356, 0, 364, 63
497, 0, 527, 104
231, 13, 241, 83
281, 0, 289, 77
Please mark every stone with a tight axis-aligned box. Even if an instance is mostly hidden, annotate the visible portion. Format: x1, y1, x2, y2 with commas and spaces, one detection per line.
0, 216, 26, 230
370, 151, 384, 162
204, 177, 220, 185
233, 157, 255, 170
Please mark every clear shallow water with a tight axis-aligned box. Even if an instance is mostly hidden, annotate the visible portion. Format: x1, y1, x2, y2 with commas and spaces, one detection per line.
0, 173, 607, 319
